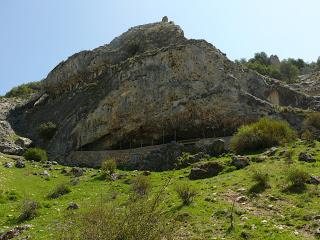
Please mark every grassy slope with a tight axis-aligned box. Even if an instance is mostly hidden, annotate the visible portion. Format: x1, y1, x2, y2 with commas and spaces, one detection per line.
1, 140, 320, 239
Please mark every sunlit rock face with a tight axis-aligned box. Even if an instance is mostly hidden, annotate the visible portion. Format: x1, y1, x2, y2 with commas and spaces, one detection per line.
9, 19, 318, 162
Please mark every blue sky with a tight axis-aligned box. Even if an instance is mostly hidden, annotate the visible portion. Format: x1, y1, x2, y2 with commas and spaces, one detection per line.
1, 0, 320, 95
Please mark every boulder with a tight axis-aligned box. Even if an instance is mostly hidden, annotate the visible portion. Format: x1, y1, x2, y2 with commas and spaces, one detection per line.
14, 137, 32, 148
70, 167, 84, 177
231, 155, 250, 169
67, 202, 79, 210
3, 162, 13, 168
0, 225, 31, 240
250, 155, 267, 163
307, 176, 320, 185
298, 152, 316, 163
194, 138, 227, 156
133, 142, 185, 171
189, 161, 224, 180
15, 160, 25, 168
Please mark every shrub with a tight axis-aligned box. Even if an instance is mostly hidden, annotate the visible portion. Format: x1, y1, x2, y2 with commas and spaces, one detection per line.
17, 200, 39, 223
175, 183, 197, 205
231, 118, 296, 153
101, 159, 117, 177
286, 167, 310, 191
132, 175, 151, 196
249, 169, 270, 193
23, 148, 48, 162
58, 196, 175, 240
24, 148, 48, 162
48, 184, 71, 199
302, 112, 320, 140
252, 170, 270, 187
5, 81, 41, 98
38, 122, 57, 140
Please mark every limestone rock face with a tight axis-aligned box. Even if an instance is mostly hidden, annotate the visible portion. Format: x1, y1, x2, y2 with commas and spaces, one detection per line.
0, 98, 32, 155
8, 20, 320, 162
289, 71, 320, 96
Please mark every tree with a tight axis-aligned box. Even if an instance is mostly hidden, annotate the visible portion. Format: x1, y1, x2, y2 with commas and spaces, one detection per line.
252, 52, 269, 66
280, 61, 299, 83
288, 58, 306, 71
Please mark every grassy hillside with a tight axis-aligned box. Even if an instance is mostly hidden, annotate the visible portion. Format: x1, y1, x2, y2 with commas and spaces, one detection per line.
1, 140, 320, 239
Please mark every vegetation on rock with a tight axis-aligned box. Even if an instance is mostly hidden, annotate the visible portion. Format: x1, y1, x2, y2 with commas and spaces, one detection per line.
237, 52, 320, 82
5, 81, 41, 98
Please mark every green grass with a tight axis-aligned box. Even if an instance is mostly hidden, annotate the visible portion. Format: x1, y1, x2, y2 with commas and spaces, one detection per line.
1, 140, 320, 239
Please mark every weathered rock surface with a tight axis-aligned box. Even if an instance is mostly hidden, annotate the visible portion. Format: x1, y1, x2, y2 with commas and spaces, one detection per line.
0, 98, 32, 155
298, 152, 316, 163
289, 71, 320, 97
189, 161, 224, 180
7, 19, 320, 164
231, 155, 250, 169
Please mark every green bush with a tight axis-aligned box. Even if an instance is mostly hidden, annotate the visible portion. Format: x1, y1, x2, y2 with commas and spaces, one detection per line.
252, 170, 270, 187
249, 169, 270, 193
175, 183, 197, 205
101, 159, 117, 177
132, 175, 151, 196
5, 81, 41, 98
38, 122, 57, 140
58, 196, 175, 240
17, 200, 39, 223
286, 167, 310, 189
231, 118, 296, 153
48, 184, 71, 199
24, 148, 48, 162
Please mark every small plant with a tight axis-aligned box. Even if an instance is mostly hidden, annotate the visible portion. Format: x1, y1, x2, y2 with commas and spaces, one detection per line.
175, 182, 197, 205
286, 167, 310, 192
132, 175, 151, 196
24, 148, 48, 162
231, 118, 297, 153
38, 122, 57, 140
252, 170, 270, 187
48, 184, 71, 199
17, 200, 39, 223
101, 159, 117, 178
249, 169, 270, 193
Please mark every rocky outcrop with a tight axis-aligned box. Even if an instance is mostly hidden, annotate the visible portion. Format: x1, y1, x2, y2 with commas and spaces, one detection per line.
8, 18, 320, 164
189, 161, 224, 180
289, 71, 320, 96
0, 98, 32, 155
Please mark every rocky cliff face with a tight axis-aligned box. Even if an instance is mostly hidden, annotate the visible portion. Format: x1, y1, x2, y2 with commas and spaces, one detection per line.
289, 71, 320, 96
8, 19, 320, 162
0, 98, 32, 155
